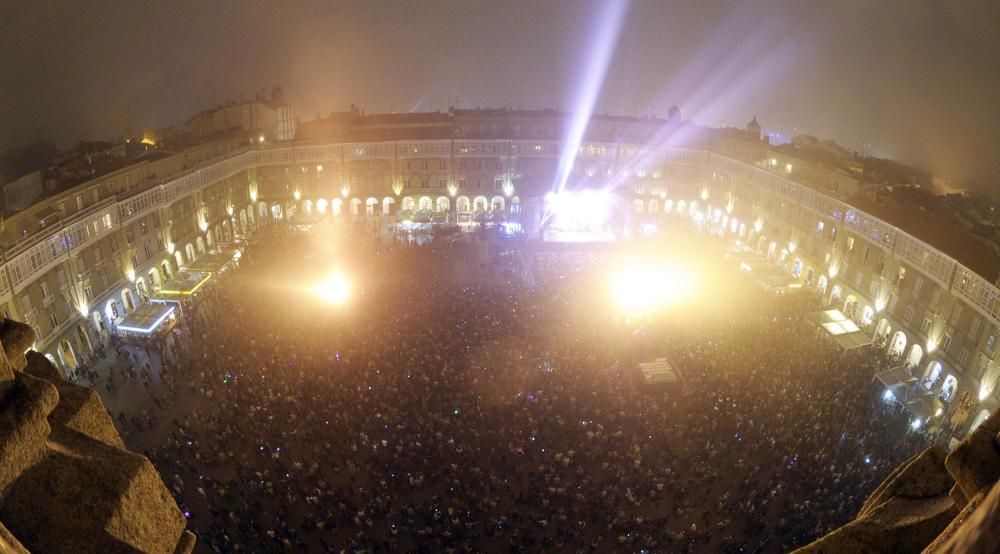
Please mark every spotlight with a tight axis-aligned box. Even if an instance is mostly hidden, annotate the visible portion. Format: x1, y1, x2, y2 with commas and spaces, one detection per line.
315, 274, 350, 305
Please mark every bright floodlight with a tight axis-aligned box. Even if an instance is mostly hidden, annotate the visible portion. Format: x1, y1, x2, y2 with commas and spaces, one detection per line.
316, 273, 350, 305
611, 263, 696, 315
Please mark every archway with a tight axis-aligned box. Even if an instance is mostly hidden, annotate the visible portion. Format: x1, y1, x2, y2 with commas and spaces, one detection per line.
135, 277, 148, 302
511, 196, 521, 215
270, 203, 282, 220
418, 196, 433, 212
817, 275, 829, 295
791, 259, 803, 278
804, 267, 815, 286
257, 201, 268, 219
161, 260, 173, 281
456, 196, 471, 213
303, 199, 313, 214
365, 197, 378, 216
939, 374, 958, 403
331, 198, 343, 216
196, 236, 206, 254
473, 196, 488, 213
58, 339, 78, 370
861, 305, 875, 327
632, 199, 644, 214
383, 197, 396, 215
206, 230, 214, 249
664, 199, 674, 214
435, 196, 450, 213
175, 250, 185, 269
401, 196, 416, 212
676, 199, 687, 215
921, 361, 943, 391
105, 299, 120, 322
875, 318, 891, 342
830, 285, 842, 306
887, 331, 907, 358
239, 209, 248, 230
904, 342, 924, 371
121, 289, 135, 312
316, 198, 328, 214
843, 294, 858, 318
147, 268, 160, 289
491, 196, 505, 212
185, 243, 196, 262
350, 198, 362, 216
647, 199, 658, 213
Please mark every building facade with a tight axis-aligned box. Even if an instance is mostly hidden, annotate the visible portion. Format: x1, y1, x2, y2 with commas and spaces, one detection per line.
1, 109, 995, 438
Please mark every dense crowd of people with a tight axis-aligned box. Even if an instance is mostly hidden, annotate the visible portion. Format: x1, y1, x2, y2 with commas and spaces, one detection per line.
91, 221, 934, 552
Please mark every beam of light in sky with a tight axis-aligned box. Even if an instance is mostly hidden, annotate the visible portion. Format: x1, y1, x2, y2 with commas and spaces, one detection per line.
552, 0, 630, 196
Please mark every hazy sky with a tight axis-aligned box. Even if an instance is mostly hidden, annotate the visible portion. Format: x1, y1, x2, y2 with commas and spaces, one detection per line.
1, 0, 997, 192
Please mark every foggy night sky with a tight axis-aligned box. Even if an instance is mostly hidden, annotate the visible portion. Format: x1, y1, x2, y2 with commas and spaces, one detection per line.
1, 0, 997, 193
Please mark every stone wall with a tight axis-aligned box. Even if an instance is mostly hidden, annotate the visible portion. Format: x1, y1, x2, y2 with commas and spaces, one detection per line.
0, 319, 194, 554
796, 410, 999, 553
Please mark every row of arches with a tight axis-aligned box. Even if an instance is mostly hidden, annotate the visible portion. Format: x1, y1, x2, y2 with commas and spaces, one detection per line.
297, 195, 520, 217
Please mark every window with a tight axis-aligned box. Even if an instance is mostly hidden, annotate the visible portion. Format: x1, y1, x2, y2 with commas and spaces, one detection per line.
76, 195, 83, 210
92, 188, 100, 203
143, 244, 151, 259
958, 348, 969, 367
422, 161, 429, 171
863, 246, 870, 264
904, 305, 915, 323
439, 160, 447, 170
20, 295, 32, 315
846, 237, 855, 251
496, 160, 502, 170
897, 267, 906, 286
41, 282, 50, 300
459, 179, 467, 189
941, 334, 953, 352
949, 304, 963, 325
84, 285, 93, 301
970, 317, 981, 339
126, 228, 134, 244
110, 236, 119, 253
100, 273, 109, 290
477, 179, 484, 189
130, 254, 139, 270
140, 221, 148, 236
152, 213, 161, 228
987, 332, 996, 352
48, 312, 58, 328
495, 178, 503, 191
914, 276, 925, 296
439, 178, 446, 188
921, 317, 932, 334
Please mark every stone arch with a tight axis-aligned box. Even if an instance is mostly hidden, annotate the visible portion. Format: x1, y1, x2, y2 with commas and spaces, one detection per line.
332, 198, 343, 216
185, 243, 196, 263
456, 196, 471, 213
887, 330, 907, 358
922, 360, 943, 391
121, 288, 136, 313
418, 196, 433, 211
860, 305, 875, 327
365, 197, 379, 216
473, 196, 488, 213
401, 196, 416, 212
383, 197, 396, 215
491, 196, 505, 212
349, 198, 362, 216
435, 196, 450, 213
196, 236, 207, 254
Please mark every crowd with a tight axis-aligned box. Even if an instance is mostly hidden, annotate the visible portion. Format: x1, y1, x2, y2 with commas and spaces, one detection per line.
89, 222, 933, 552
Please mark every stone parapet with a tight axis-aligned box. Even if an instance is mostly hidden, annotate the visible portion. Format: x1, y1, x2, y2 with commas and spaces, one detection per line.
0, 319, 194, 553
